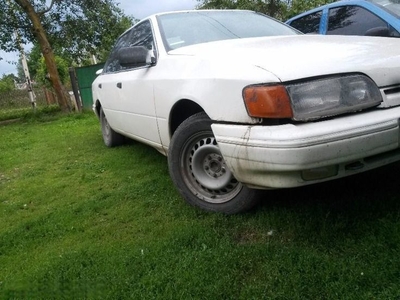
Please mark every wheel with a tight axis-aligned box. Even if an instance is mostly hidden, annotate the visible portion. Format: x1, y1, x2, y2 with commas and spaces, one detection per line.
168, 112, 259, 214
99, 107, 124, 147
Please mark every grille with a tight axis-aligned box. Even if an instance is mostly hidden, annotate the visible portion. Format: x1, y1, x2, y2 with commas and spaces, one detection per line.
379, 85, 400, 108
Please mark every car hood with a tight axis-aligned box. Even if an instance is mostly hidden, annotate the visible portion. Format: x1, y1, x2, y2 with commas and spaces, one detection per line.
169, 35, 400, 87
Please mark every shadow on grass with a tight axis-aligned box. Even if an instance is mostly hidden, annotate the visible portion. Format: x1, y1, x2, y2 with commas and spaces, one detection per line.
0, 105, 63, 124
251, 161, 400, 250
258, 161, 399, 214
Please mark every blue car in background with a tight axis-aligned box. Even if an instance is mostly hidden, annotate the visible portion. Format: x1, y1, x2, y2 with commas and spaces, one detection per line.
286, 0, 400, 37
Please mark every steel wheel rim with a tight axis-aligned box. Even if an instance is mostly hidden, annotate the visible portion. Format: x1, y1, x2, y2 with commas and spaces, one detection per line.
181, 131, 242, 204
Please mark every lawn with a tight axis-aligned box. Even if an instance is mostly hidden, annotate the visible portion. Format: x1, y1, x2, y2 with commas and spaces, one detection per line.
0, 112, 399, 299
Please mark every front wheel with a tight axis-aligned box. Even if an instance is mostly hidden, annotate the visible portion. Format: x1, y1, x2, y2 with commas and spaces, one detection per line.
168, 112, 259, 214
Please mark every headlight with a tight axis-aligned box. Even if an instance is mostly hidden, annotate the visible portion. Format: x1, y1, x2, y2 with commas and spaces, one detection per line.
243, 74, 382, 121
286, 75, 382, 121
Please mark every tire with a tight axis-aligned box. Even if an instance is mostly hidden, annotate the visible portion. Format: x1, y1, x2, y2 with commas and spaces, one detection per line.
99, 107, 124, 147
168, 112, 259, 214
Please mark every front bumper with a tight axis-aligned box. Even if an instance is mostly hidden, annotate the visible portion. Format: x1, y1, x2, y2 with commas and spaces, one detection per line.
211, 107, 400, 189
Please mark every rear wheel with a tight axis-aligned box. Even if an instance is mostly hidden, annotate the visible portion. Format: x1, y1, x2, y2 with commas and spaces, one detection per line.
168, 112, 259, 214
99, 107, 124, 147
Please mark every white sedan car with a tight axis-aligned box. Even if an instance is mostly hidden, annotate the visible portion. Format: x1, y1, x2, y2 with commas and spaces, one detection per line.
92, 10, 400, 214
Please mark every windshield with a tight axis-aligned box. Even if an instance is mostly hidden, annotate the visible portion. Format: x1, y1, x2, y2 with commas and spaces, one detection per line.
370, 0, 400, 17
157, 10, 298, 51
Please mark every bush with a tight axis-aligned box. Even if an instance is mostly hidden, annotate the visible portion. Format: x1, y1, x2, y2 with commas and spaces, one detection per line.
36, 56, 70, 87
0, 76, 14, 93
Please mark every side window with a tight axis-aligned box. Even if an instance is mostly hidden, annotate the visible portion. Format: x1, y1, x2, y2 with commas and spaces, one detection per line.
389, 25, 400, 37
327, 6, 387, 35
289, 12, 322, 34
104, 21, 154, 73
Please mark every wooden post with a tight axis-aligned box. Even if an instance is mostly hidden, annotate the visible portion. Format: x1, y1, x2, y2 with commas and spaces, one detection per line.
69, 67, 82, 112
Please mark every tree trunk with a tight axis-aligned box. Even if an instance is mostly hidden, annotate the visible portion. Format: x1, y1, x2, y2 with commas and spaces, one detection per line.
14, 0, 71, 112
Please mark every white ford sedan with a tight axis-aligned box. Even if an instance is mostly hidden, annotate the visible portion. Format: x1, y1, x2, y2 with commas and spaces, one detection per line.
92, 10, 400, 214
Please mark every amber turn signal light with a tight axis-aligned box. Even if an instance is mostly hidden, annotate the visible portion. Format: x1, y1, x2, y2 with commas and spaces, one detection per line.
243, 85, 293, 118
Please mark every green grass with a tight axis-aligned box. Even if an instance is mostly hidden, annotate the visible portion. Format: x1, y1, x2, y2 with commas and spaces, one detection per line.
0, 112, 399, 299
0, 105, 62, 122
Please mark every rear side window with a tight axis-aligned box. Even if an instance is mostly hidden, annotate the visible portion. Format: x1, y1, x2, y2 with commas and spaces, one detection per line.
327, 6, 387, 35
289, 11, 322, 34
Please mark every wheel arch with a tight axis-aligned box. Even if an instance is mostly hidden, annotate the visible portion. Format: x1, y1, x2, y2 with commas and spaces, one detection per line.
169, 99, 206, 138
167, 111, 259, 213
94, 99, 102, 117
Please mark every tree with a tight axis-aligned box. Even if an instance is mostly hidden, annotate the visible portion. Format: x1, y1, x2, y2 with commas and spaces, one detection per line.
0, 74, 16, 92
197, 0, 333, 20
5, 0, 70, 111
284, 0, 334, 19
197, 0, 287, 19
0, 0, 134, 112
36, 56, 69, 87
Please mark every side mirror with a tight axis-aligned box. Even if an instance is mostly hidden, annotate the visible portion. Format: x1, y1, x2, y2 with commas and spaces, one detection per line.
117, 46, 155, 67
95, 69, 103, 75
365, 27, 390, 37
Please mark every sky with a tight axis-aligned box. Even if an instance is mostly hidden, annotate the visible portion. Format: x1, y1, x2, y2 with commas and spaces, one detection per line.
0, 0, 198, 77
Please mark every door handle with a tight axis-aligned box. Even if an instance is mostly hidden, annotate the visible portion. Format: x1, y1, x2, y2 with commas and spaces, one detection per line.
98, 83, 102, 89
117, 82, 122, 89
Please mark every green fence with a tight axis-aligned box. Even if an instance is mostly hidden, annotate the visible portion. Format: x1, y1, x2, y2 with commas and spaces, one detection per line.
75, 63, 104, 109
